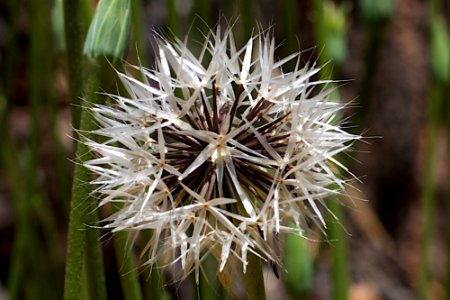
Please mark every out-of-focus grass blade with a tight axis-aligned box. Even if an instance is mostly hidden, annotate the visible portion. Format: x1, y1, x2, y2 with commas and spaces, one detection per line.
430, 16, 449, 84
84, 0, 132, 62
318, 1, 349, 66
52, 0, 65, 53
166, 0, 180, 36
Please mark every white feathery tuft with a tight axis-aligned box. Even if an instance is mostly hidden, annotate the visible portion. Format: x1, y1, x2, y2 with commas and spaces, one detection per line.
84, 26, 360, 281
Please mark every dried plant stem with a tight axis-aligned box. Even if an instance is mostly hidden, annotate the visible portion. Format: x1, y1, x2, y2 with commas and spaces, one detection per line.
244, 253, 266, 300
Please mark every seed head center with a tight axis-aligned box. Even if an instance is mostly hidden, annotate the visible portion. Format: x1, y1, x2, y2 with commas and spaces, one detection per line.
211, 135, 228, 163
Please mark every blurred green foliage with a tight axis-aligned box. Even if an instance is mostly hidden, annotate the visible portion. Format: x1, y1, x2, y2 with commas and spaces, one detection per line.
430, 16, 449, 84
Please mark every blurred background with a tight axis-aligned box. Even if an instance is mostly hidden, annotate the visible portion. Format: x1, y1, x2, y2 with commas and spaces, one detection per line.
0, 0, 448, 299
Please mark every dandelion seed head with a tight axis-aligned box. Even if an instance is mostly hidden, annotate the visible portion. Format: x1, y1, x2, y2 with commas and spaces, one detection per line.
84, 26, 360, 282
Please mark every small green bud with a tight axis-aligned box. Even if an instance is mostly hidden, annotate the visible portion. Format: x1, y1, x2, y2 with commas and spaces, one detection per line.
430, 16, 449, 84
83, 0, 131, 62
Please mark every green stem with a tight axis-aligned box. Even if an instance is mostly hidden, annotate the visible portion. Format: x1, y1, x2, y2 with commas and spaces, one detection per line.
8, 0, 63, 298
356, 26, 384, 125
85, 210, 107, 300
5, 141, 29, 299
166, 0, 179, 36
418, 82, 441, 300
243, 253, 266, 300
282, 0, 299, 55
190, 0, 212, 35
199, 256, 221, 300
63, 0, 90, 130
328, 201, 349, 300
82, 74, 107, 300
131, 0, 148, 66
113, 231, 143, 300
64, 61, 106, 300
140, 231, 169, 300
63, 0, 88, 297
312, 2, 350, 298
3, 0, 21, 100
447, 83, 450, 300
240, 0, 254, 39
112, 203, 142, 300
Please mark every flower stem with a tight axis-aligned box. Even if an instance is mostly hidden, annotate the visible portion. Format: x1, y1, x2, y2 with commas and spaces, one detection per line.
62, 0, 92, 298
166, 0, 179, 36
418, 81, 442, 300
64, 62, 106, 300
113, 231, 143, 300
63, 0, 91, 130
243, 253, 266, 300
131, 0, 147, 66
328, 201, 349, 300
112, 203, 143, 300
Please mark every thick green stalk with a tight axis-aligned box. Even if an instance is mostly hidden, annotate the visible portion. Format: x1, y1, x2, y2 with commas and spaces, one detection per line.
64, 62, 107, 300
82, 68, 107, 300
63, 0, 90, 130
63, 0, 88, 297
243, 253, 266, 300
